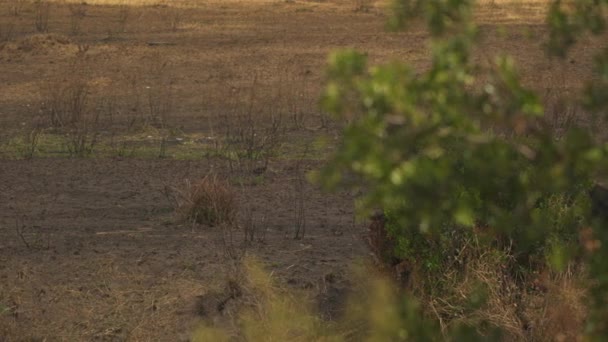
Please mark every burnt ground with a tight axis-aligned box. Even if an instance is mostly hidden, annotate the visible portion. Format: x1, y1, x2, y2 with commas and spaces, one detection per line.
0, 158, 362, 340
0, 0, 606, 340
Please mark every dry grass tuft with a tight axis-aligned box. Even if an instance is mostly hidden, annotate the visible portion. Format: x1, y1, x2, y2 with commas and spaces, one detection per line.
174, 175, 238, 226
192, 257, 328, 341
524, 269, 587, 341
363, 218, 588, 340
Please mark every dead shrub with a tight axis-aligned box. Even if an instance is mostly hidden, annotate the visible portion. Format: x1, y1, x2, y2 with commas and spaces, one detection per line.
354, 0, 373, 12
40, 76, 89, 128
17, 119, 44, 159
161, 6, 183, 32
293, 144, 309, 239
524, 269, 587, 341
542, 86, 585, 138
38, 49, 103, 157
217, 77, 286, 173
117, 4, 131, 33
68, 3, 87, 36
174, 175, 238, 226
64, 110, 100, 157
0, 19, 15, 49
9, 0, 26, 16
34, 0, 50, 33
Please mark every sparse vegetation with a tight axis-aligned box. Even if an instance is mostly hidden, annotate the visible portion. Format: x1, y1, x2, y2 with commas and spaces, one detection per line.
0, 19, 15, 48
17, 121, 43, 159
38, 48, 104, 157
0, 0, 606, 340
354, 0, 373, 13
68, 3, 87, 36
8, 0, 26, 17
34, 0, 50, 33
116, 4, 131, 33
216, 76, 287, 173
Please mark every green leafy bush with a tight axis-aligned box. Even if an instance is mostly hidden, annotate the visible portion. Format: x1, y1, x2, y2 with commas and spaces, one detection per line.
319, 0, 608, 339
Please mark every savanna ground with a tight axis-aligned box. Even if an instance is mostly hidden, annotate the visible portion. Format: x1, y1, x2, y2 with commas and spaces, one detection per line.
0, 0, 605, 340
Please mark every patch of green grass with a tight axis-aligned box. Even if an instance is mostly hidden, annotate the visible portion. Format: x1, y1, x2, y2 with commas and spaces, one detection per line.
0, 132, 68, 159
275, 136, 334, 161
0, 128, 326, 162
0, 303, 11, 316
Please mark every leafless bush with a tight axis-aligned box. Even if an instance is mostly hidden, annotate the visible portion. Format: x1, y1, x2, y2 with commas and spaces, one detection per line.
40, 76, 89, 128
145, 54, 174, 128
117, 4, 131, 33
0, 20, 15, 50
34, 0, 50, 33
171, 175, 238, 227
242, 203, 267, 244
18, 120, 44, 159
542, 87, 587, 138
9, 0, 26, 16
39, 48, 102, 157
293, 145, 309, 240
64, 110, 100, 157
68, 3, 87, 36
120, 68, 144, 125
9, 206, 51, 250
161, 6, 183, 32
354, 0, 373, 12
144, 54, 174, 158
218, 78, 286, 173
280, 68, 317, 130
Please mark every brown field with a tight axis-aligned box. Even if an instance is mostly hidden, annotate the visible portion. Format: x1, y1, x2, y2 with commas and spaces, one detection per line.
0, 0, 605, 340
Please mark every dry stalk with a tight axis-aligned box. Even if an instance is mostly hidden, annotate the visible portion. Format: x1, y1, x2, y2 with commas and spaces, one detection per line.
293, 144, 310, 240
68, 3, 87, 36
220, 77, 286, 173
9, 0, 26, 16
0, 19, 15, 49
9, 205, 51, 250
19, 119, 44, 159
34, 0, 50, 33
117, 4, 131, 33
145, 53, 173, 129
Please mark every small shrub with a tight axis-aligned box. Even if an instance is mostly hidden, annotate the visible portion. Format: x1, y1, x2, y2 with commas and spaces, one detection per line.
9, 0, 26, 16
217, 78, 286, 173
41, 77, 89, 129
161, 6, 183, 32
354, 0, 373, 13
34, 0, 50, 33
64, 111, 100, 157
0, 19, 15, 49
68, 3, 87, 36
175, 175, 237, 226
18, 123, 44, 159
39, 55, 104, 157
117, 4, 131, 33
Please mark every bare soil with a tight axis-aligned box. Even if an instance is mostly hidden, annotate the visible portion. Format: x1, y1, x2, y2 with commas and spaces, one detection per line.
0, 0, 606, 340
0, 158, 360, 340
